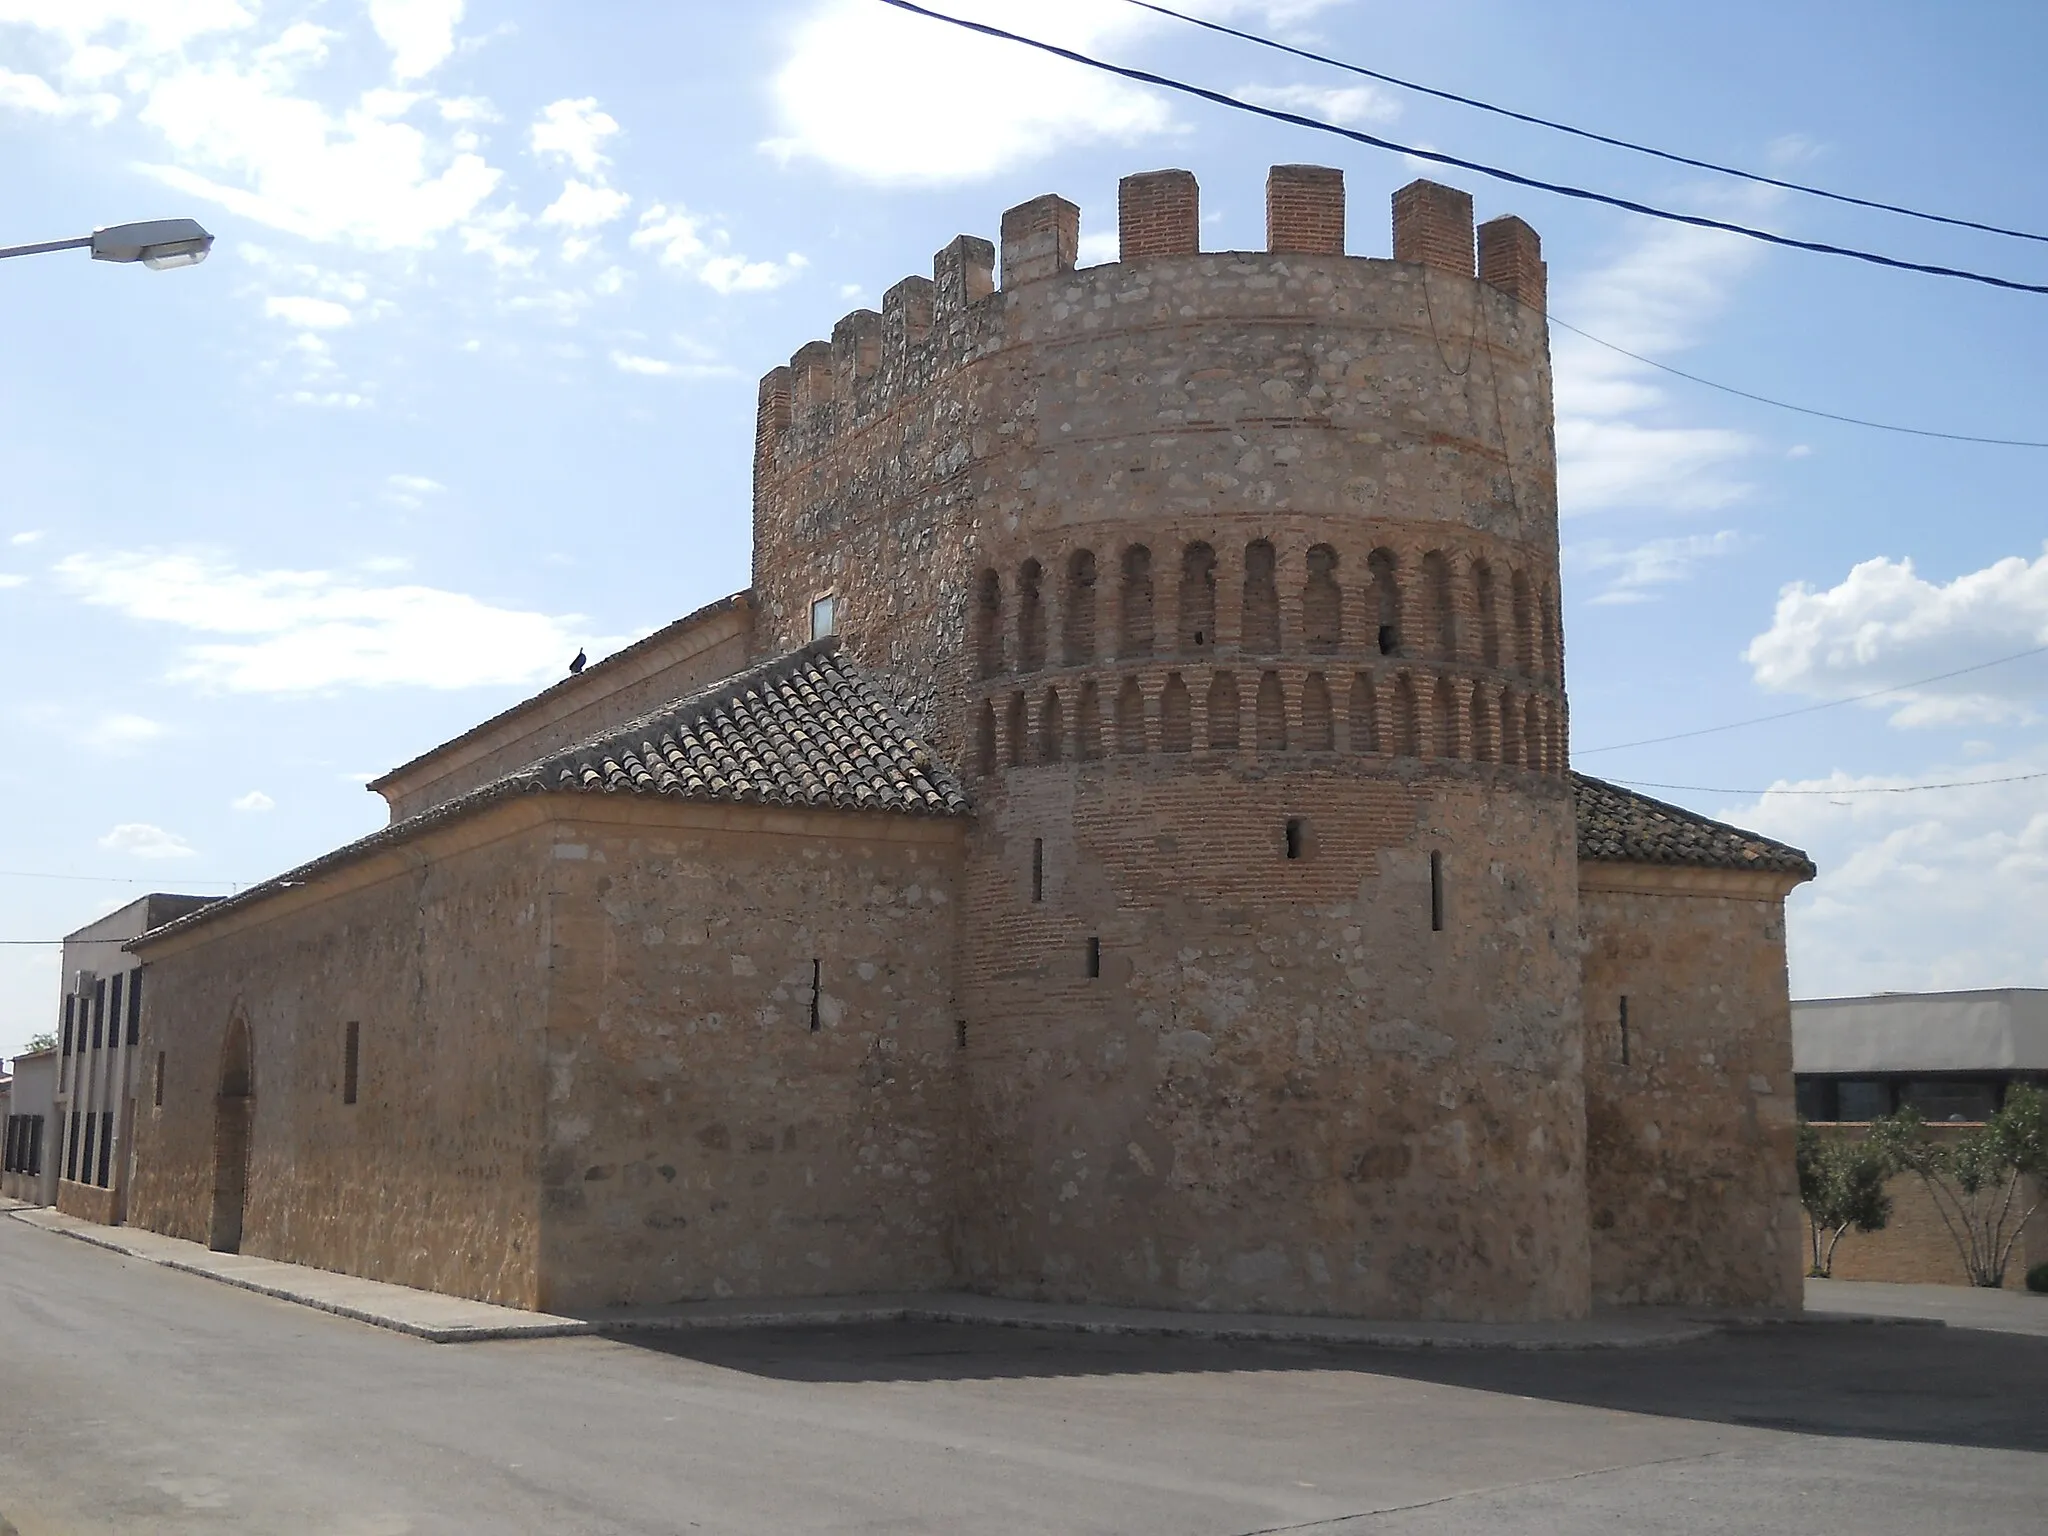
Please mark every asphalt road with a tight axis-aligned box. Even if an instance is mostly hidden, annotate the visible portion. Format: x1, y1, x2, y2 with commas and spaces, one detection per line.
1, 1217, 2043, 1534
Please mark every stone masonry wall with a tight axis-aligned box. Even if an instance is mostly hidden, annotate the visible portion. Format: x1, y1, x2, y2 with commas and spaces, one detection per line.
1579, 868, 1806, 1309
961, 758, 1588, 1321
534, 799, 965, 1312
127, 807, 555, 1308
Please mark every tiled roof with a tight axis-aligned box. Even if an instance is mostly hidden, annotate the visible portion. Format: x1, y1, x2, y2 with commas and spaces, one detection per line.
133, 641, 966, 950
522, 639, 969, 816
1573, 773, 1816, 878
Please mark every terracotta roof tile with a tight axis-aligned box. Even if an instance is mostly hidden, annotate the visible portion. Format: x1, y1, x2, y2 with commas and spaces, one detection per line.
520, 639, 970, 817
1573, 773, 1816, 878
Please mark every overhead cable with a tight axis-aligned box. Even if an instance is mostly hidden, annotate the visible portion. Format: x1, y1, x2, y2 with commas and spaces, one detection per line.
875, 0, 2048, 297
1576, 642, 2048, 755
1612, 771, 2048, 796
1549, 314, 2048, 448
1121, 0, 2048, 247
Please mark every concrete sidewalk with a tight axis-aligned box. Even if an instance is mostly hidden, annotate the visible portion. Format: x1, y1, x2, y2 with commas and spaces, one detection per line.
5, 1207, 589, 1342
7, 1204, 1734, 1349
1806, 1275, 2048, 1338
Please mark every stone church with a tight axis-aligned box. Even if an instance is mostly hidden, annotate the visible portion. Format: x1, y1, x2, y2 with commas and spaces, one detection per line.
126, 169, 1815, 1321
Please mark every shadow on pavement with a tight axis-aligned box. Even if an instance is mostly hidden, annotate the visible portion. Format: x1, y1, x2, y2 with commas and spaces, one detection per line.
613, 1318, 2048, 1454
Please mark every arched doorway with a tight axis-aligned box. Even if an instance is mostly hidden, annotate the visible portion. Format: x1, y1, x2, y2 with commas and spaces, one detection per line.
208, 1016, 252, 1253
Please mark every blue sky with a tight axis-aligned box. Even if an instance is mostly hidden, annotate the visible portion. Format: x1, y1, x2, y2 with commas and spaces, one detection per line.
3, 0, 2045, 1058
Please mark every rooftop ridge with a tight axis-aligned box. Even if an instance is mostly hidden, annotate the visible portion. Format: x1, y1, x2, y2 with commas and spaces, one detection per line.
1573, 772, 1816, 878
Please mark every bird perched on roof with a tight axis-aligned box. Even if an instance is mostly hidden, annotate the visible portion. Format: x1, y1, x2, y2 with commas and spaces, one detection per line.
569, 648, 587, 675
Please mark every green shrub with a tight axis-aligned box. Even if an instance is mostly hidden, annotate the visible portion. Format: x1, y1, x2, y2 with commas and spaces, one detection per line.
2027, 1261, 2048, 1295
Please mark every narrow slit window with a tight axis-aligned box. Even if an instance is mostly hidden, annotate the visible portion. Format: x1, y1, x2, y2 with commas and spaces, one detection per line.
1429, 850, 1444, 932
127, 971, 143, 1046
955, 1019, 968, 1050
109, 974, 124, 1051
1031, 838, 1044, 902
809, 959, 822, 1032
1085, 937, 1101, 979
342, 1021, 360, 1105
1378, 624, 1398, 656
155, 1051, 166, 1108
1619, 996, 1631, 1066
1284, 818, 1305, 861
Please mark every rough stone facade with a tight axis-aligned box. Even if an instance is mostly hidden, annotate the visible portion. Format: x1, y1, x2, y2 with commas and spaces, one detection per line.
123, 169, 1814, 1321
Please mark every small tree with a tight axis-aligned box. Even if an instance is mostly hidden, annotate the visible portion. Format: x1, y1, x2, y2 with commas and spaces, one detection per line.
23, 1031, 57, 1053
1797, 1121, 1894, 1277
1869, 1085, 2048, 1288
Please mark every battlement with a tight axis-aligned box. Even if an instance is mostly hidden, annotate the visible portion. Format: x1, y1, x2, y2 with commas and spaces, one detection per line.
756, 167, 1548, 475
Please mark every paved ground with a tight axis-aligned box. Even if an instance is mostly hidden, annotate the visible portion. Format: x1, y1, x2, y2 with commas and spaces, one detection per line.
1, 1217, 2043, 1534
1807, 1274, 2048, 1337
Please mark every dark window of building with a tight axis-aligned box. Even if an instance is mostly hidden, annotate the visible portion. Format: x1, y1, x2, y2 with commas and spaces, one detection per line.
1795, 1077, 1836, 1122
80, 1113, 96, 1185
955, 1019, 968, 1050
66, 1111, 80, 1181
1284, 819, 1305, 861
1835, 1079, 1892, 1122
1038, 688, 1065, 763
108, 974, 124, 1052
3, 1117, 16, 1173
1303, 544, 1341, 652
1429, 850, 1444, 932
343, 1021, 361, 1105
62, 994, 73, 1056
1085, 937, 1101, 979
809, 959, 822, 1032
92, 978, 106, 1049
127, 970, 143, 1046
155, 1052, 166, 1108
1618, 996, 1631, 1065
1179, 542, 1216, 652
809, 593, 837, 641
97, 1111, 113, 1187
1031, 838, 1044, 903
1901, 1079, 2000, 1123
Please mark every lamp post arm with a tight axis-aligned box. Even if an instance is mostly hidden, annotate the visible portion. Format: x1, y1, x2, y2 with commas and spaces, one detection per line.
0, 236, 92, 261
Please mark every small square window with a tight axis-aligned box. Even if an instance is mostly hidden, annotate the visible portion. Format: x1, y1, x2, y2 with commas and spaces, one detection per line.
810, 594, 838, 640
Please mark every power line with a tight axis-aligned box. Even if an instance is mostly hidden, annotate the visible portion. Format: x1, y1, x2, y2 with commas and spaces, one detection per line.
1612, 771, 2048, 796
876, 0, 2048, 297
1576, 642, 2048, 755
1121, 0, 2048, 247
0, 869, 243, 886
1550, 313, 2048, 448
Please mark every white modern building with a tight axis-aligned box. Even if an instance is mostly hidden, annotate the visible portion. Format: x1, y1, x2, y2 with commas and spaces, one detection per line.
3, 1045, 58, 1204
1793, 988, 2048, 1123
51, 894, 212, 1223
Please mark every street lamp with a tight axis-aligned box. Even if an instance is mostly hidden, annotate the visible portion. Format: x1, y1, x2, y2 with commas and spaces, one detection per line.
0, 218, 215, 269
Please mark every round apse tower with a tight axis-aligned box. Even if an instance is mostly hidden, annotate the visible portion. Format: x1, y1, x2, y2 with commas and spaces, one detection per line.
954, 168, 1587, 1323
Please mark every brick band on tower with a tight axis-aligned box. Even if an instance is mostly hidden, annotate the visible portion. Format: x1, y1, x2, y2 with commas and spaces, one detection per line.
1393, 179, 1475, 276
1266, 165, 1345, 255
1118, 169, 1200, 259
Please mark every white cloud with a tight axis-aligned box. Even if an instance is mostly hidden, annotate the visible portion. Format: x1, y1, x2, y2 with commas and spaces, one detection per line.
630, 205, 806, 293
99, 822, 196, 859
264, 294, 353, 328
231, 789, 275, 812
540, 180, 632, 230
1552, 208, 1766, 515
9, 531, 42, 546
384, 473, 444, 509
1744, 546, 2048, 726
367, 0, 463, 82
530, 97, 619, 176
609, 350, 734, 380
1721, 761, 2048, 997
1233, 81, 1397, 126
0, 574, 26, 590
765, 0, 1173, 186
1571, 530, 1745, 605
0, 66, 119, 123
54, 549, 615, 693
96, 712, 166, 749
